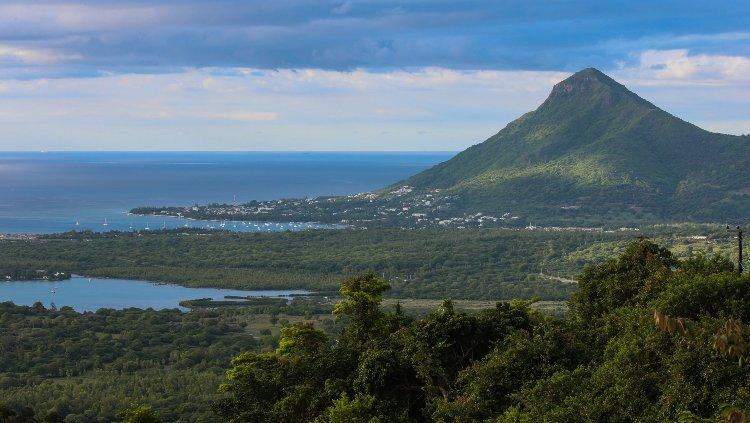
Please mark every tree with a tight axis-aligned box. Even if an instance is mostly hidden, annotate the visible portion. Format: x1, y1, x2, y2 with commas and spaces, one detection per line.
276, 323, 328, 359
333, 272, 390, 326
119, 405, 162, 423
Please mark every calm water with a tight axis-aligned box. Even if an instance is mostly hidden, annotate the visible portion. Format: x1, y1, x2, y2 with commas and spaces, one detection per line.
0, 151, 453, 234
0, 276, 308, 312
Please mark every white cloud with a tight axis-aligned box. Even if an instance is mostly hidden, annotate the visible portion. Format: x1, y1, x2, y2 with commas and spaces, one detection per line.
0, 44, 79, 65
147, 111, 280, 121
605, 49, 750, 135
0, 3, 167, 33
0, 67, 565, 150
0, 63, 747, 150
696, 120, 750, 136
617, 49, 750, 86
331, 1, 353, 15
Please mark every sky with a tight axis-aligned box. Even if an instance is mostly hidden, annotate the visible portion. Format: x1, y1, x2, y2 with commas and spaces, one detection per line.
0, 0, 748, 151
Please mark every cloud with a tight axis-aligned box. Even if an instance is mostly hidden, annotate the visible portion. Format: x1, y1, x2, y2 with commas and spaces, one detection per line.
151, 111, 280, 121
331, 1, 353, 15
0, 44, 79, 65
0, 3, 168, 33
0, 1, 748, 73
622, 49, 750, 86
0, 67, 566, 150
0, 1, 749, 149
0, 63, 746, 151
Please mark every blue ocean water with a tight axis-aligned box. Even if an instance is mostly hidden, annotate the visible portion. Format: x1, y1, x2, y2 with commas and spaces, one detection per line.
0, 275, 308, 312
0, 151, 453, 234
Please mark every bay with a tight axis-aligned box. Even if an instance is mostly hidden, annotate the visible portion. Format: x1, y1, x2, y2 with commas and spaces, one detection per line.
0, 275, 308, 312
0, 151, 453, 234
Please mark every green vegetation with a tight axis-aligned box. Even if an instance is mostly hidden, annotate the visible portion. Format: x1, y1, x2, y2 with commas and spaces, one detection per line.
179, 297, 290, 309
399, 68, 750, 226
0, 298, 349, 422
2, 238, 748, 421
215, 240, 750, 422
0, 228, 636, 300
1, 225, 738, 300
0, 303, 256, 422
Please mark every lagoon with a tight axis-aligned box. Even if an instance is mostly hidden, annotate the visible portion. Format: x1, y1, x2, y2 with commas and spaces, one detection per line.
0, 275, 307, 312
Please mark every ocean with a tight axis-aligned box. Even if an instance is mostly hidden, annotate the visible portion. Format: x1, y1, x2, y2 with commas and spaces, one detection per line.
0, 151, 453, 234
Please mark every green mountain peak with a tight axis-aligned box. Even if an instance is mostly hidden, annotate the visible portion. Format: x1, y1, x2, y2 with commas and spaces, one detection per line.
396, 68, 750, 226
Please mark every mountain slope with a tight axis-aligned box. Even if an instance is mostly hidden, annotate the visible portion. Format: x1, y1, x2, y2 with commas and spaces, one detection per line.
396, 68, 750, 225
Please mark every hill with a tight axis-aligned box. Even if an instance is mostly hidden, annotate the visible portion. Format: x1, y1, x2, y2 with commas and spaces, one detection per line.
395, 68, 750, 226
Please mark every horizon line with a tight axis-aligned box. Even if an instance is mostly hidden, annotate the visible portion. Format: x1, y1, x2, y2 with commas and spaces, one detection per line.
0, 150, 461, 154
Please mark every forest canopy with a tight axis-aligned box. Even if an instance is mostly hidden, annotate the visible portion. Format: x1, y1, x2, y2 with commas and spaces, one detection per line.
215, 240, 750, 422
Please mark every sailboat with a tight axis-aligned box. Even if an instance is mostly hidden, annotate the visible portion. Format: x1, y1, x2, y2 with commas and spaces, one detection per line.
102, 218, 108, 227
75, 219, 80, 226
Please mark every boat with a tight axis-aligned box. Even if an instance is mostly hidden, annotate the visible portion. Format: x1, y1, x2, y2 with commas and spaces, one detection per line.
102, 218, 108, 226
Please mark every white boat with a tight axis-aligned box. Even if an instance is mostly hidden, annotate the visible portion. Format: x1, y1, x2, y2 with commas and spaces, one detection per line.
102, 218, 108, 226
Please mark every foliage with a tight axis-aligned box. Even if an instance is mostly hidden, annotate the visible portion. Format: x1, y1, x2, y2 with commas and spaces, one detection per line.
119, 405, 163, 423
0, 303, 257, 422
0, 228, 642, 300
217, 239, 750, 422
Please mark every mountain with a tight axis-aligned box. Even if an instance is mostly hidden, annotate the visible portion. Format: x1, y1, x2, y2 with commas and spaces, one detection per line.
393, 68, 750, 226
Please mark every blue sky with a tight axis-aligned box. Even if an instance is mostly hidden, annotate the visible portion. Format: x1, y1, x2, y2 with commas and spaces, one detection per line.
0, 0, 748, 150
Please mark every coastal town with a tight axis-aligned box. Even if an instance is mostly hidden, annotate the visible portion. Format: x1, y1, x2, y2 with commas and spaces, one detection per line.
131, 185, 524, 229
131, 185, 649, 232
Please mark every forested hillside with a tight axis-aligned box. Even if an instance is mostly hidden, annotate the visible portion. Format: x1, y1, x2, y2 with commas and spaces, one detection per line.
215, 240, 750, 422
0, 299, 344, 422
0, 305, 255, 422
397, 68, 750, 225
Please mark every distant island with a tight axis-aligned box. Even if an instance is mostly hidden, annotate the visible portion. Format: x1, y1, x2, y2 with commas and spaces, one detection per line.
133, 68, 750, 228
